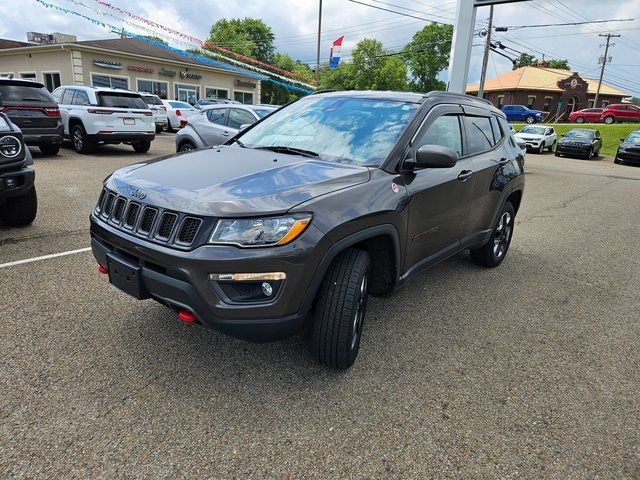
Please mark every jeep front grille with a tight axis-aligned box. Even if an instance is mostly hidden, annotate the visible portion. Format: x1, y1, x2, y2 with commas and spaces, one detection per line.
94, 189, 204, 249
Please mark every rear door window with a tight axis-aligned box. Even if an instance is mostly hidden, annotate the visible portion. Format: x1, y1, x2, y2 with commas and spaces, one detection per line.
489, 116, 502, 144
97, 93, 147, 109
61, 89, 75, 105
206, 108, 228, 126
72, 90, 90, 106
464, 116, 494, 154
228, 108, 257, 129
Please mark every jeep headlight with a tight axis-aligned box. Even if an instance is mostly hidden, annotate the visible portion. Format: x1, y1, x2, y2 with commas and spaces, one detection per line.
210, 214, 312, 247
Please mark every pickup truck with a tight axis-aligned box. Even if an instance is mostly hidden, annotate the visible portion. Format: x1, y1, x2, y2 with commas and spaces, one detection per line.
514, 125, 557, 154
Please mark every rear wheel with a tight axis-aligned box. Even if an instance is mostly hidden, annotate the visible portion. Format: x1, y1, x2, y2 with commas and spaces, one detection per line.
575, 116, 584, 124
310, 248, 371, 370
0, 186, 37, 227
178, 141, 196, 152
604, 116, 615, 125
71, 124, 95, 154
39, 144, 60, 156
470, 202, 515, 268
132, 141, 151, 153
525, 115, 535, 124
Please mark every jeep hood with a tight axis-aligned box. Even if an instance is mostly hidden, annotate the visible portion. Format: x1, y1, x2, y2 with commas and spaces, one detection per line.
107, 146, 371, 216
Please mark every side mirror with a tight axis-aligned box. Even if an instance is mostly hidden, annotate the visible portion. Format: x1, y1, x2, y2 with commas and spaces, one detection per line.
405, 144, 458, 170
620, 138, 625, 142
561, 134, 565, 137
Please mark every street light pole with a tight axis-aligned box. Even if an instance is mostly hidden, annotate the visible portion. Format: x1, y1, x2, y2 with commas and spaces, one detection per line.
316, 0, 323, 81
477, 5, 494, 98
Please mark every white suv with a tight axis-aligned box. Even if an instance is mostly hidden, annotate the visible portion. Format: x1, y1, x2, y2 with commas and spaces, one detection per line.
139, 92, 168, 133
52, 86, 155, 154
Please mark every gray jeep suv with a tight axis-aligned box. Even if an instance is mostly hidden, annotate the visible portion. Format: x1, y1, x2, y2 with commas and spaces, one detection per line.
90, 91, 525, 370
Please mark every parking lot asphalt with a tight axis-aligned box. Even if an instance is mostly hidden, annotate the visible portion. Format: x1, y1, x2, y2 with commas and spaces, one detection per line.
1, 137, 639, 478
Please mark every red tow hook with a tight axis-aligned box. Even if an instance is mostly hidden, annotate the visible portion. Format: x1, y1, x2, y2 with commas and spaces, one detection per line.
98, 264, 108, 274
178, 310, 197, 324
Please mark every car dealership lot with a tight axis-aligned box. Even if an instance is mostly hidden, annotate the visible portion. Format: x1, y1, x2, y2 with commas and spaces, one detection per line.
1, 140, 639, 477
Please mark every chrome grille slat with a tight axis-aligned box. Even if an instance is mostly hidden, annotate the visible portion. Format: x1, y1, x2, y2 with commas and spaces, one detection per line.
156, 212, 178, 240
112, 198, 126, 224
102, 192, 116, 217
138, 207, 158, 235
176, 217, 202, 245
123, 202, 140, 229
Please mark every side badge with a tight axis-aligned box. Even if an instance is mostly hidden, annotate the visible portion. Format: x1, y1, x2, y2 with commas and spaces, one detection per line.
391, 182, 400, 194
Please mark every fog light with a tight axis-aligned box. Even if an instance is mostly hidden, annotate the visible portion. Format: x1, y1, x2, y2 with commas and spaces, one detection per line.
261, 282, 273, 297
5, 177, 16, 188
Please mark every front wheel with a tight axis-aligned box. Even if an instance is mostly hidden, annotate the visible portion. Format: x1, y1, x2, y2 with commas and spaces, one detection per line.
178, 141, 196, 152
525, 115, 535, 124
470, 202, 515, 268
547, 141, 556, 152
0, 186, 37, 227
604, 116, 615, 125
537, 143, 545, 154
575, 116, 584, 124
310, 248, 371, 370
132, 141, 151, 153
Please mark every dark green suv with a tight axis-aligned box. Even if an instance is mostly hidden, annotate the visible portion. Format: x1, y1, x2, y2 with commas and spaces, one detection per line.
90, 91, 525, 369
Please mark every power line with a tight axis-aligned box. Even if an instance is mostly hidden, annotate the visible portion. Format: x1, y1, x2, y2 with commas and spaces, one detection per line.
345, 0, 452, 24
498, 18, 634, 30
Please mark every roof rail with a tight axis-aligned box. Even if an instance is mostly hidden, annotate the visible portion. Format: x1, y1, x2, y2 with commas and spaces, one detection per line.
426, 91, 493, 106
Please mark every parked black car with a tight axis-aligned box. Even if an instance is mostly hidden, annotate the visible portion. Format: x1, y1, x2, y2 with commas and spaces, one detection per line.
0, 78, 63, 156
555, 128, 602, 159
90, 91, 525, 370
0, 112, 37, 226
614, 130, 640, 167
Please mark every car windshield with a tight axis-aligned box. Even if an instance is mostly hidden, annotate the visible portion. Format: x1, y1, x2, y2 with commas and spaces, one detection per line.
0, 84, 52, 103
625, 132, 640, 143
252, 107, 275, 118
98, 93, 148, 109
520, 126, 545, 135
169, 101, 191, 109
565, 130, 594, 139
237, 96, 420, 166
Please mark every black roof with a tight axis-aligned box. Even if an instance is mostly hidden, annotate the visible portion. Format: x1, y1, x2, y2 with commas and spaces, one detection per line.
0, 78, 45, 88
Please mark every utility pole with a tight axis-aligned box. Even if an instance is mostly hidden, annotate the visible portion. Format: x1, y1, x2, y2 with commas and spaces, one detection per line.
315, 0, 323, 81
593, 33, 620, 108
477, 5, 494, 98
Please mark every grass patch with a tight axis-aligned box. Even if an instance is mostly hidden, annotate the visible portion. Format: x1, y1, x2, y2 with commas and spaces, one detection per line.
513, 123, 640, 157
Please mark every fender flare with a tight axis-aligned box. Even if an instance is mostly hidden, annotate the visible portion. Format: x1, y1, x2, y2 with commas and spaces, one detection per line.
300, 224, 402, 310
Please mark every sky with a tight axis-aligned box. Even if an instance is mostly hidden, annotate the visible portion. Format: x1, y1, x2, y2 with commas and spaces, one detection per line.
1, 0, 639, 96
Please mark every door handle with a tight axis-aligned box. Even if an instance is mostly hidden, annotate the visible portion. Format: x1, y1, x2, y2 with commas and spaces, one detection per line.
499, 157, 509, 166
222, 131, 230, 136
458, 170, 473, 181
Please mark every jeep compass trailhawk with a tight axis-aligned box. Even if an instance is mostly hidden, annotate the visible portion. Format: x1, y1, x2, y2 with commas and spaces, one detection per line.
90, 91, 525, 370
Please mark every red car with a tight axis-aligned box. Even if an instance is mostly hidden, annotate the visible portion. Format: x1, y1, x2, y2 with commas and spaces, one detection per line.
601, 104, 640, 124
568, 108, 603, 124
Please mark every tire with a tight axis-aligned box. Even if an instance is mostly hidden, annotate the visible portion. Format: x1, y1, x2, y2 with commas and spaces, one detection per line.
525, 115, 535, 124
132, 141, 151, 153
155, 125, 163, 133
555, 151, 560, 157
0, 186, 37, 227
71, 124, 95, 154
470, 202, 515, 268
586, 147, 594, 159
614, 158, 621, 164
604, 116, 614, 125
39, 144, 60, 156
178, 141, 196, 152
547, 141, 556, 152
537, 143, 545, 154
575, 116, 584, 124
162, 123, 173, 133
310, 248, 371, 370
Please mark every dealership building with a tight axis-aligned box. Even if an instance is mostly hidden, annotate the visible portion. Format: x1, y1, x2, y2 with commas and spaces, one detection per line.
467, 66, 628, 120
0, 36, 262, 104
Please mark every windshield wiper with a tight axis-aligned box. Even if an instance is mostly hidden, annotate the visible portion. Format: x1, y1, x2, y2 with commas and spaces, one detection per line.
253, 146, 319, 158
231, 138, 246, 148
21, 98, 45, 102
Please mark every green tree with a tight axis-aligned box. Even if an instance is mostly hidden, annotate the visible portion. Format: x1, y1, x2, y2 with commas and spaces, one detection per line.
629, 97, 640, 106
513, 52, 537, 69
512, 53, 570, 70
207, 18, 275, 62
402, 23, 453, 92
546, 59, 570, 69
261, 53, 314, 104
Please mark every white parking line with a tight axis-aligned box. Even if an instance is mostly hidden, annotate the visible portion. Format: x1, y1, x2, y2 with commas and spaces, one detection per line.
0, 247, 91, 269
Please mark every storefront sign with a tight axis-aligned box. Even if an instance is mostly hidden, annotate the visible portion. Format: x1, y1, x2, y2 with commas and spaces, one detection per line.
93, 59, 122, 70
128, 65, 154, 74
234, 79, 257, 89
159, 68, 176, 78
179, 70, 202, 80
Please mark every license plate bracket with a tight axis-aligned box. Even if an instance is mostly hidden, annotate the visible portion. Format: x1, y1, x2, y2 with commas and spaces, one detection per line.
107, 254, 149, 299
123, 118, 135, 125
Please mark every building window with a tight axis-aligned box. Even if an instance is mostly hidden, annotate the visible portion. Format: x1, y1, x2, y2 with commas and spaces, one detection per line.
497, 95, 504, 109
588, 99, 595, 108
174, 83, 200, 104
543, 96, 553, 111
91, 74, 129, 90
601, 100, 609, 108
137, 79, 168, 99
43, 72, 61, 92
234, 91, 254, 104
527, 95, 536, 108
205, 87, 228, 99
19, 72, 37, 80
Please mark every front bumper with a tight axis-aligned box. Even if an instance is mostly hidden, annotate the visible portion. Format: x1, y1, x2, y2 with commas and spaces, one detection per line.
555, 144, 590, 157
615, 151, 640, 166
93, 132, 155, 143
90, 214, 322, 342
0, 166, 35, 199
